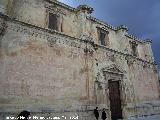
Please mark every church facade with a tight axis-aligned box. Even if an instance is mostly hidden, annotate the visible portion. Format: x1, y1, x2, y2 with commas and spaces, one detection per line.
0, 0, 160, 120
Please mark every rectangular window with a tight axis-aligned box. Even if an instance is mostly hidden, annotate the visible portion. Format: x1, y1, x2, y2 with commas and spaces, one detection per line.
130, 41, 138, 57
48, 13, 58, 30
99, 32, 106, 46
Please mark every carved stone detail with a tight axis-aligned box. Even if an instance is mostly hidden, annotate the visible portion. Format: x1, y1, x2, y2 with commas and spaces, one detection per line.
102, 64, 125, 74
95, 64, 125, 85
8, 22, 84, 49
142, 61, 150, 68
45, 2, 66, 15
106, 51, 116, 62
80, 34, 93, 42
153, 64, 158, 73
125, 55, 135, 66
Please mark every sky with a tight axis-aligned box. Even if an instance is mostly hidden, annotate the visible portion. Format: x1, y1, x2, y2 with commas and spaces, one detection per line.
58, 0, 160, 70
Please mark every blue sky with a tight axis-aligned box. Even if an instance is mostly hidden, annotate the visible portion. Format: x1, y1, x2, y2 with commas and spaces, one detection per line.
58, 0, 160, 70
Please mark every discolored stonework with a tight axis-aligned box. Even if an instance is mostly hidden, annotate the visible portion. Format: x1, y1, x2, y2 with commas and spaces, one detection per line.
0, 0, 160, 120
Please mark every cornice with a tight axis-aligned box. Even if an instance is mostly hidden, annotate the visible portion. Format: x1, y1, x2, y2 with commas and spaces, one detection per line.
116, 25, 128, 31
87, 16, 116, 30
76, 5, 94, 14
126, 34, 153, 45
125, 34, 144, 43
143, 39, 152, 44
44, 0, 76, 12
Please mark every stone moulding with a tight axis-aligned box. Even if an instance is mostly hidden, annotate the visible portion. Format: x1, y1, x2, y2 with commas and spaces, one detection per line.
143, 39, 152, 44
96, 26, 109, 34
125, 34, 144, 44
0, 13, 156, 69
125, 55, 135, 66
44, 0, 75, 12
87, 16, 116, 30
76, 5, 94, 14
116, 25, 128, 31
102, 64, 126, 74
45, 0, 94, 14
45, 3, 66, 16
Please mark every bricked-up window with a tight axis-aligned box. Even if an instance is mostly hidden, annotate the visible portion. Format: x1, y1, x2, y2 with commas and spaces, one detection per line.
48, 13, 58, 30
130, 41, 138, 57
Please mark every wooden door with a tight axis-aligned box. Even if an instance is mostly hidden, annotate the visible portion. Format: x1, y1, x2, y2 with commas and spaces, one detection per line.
108, 81, 122, 120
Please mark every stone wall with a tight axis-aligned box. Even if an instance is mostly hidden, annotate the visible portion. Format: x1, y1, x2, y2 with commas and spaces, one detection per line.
0, 1, 160, 119
6, 0, 154, 62
0, 15, 160, 119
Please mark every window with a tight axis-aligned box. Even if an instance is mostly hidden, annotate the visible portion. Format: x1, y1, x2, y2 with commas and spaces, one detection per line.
97, 26, 109, 46
48, 13, 58, 31
99, 31, 106, 45
130, 41, 138, 57
98, 30, 109, 46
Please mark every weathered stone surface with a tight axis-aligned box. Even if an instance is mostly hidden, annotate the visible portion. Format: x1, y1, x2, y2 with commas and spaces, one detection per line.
0, 0, 160, 120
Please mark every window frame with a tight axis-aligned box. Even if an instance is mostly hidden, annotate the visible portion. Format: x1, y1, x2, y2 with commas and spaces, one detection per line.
130, 41, 138, 57
48, 12, 59, 31
99, 30, 106, 46
45, 5, 62, 31
97, 27, 109, 46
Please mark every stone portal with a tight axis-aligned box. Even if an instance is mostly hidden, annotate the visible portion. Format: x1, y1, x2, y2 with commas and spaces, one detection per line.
101, 64, 125, 119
